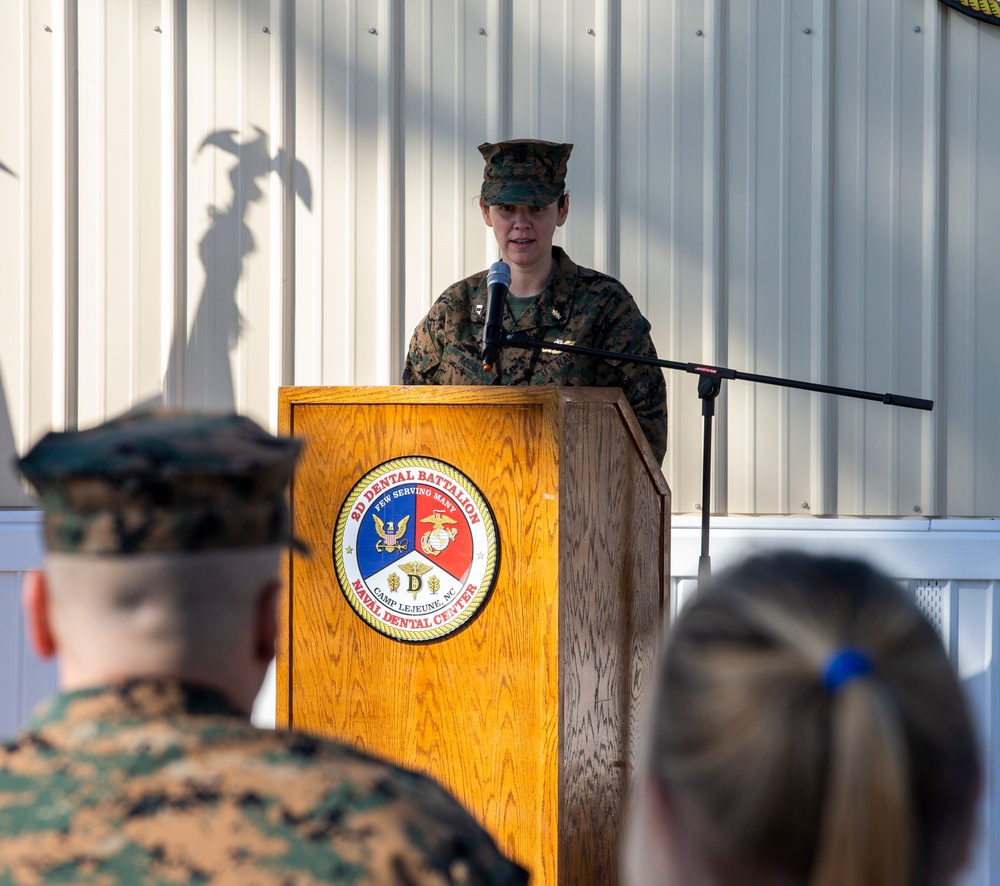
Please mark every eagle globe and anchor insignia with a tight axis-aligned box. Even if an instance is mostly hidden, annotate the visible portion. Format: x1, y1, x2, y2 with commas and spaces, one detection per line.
333, 456, 501, 642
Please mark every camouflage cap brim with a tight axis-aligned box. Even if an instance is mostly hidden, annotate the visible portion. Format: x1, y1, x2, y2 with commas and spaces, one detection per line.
480, 180, 566, 207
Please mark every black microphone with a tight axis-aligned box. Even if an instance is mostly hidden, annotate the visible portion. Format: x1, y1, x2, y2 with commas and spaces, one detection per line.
481, 260, 511, 372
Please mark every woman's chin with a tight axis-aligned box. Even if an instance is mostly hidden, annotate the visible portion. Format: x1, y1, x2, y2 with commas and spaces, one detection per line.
504, 244, 544, 266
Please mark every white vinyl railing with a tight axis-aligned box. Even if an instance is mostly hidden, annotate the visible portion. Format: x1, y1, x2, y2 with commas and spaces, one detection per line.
3, 512, 997, 884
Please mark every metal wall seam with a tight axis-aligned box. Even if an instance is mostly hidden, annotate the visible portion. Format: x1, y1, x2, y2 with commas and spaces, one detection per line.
291, 0, 322, 386
527, 0, 543, 141
481, 0, 513, 289
703, 0, 727, 513
6, 2, 29, 469
401, 0, 431, 343
0, 0, 30, 504
846, 2, 869, 514
777, 0, 793, 514
56, 0, 79, 431
664, 0, 684, 503
376, 0, 404, 383
737, 2, 759, 513
593, 0, 620, 279
162, 0, 187, 407
267, 0, 294, 426
281, 0, 296, 390
888, 0, 904, 514
455, 3, 478, 283
344, 0, 358, 383
77, 1, 107, 424
486, 0, 512, 142
66, 0, 79, 430
943, 17, 978, 514
632, 0, 650, 321
921, 0, 945, 517
809, 0, 834, 516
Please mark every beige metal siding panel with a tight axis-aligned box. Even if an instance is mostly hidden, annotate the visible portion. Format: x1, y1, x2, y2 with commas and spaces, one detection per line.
509, 0, 581, 264
180, 0, 280, 427
235, 0, 281, 423
723, 0, 887, 517
532, 0, 599, 270
401, 0, 493, 346
919, 0, 946, 520
349, 4, 386, 385
618, 0, 654, 318
809, 0, 836, 519
0, 0, 32, 505
401, 0, 434, 345
290, 0, 405, 388
887, 4, 937, 518
27, 5, 69, 441
293, 0, 394, 388
509, 1, 547, 141
291, 0, 328, 386
135, 5, 171, 411
76, 0, 107, 424
669, 5, 716, 516
830, 0, 936, 516
943, 16, 1000, 517
622, 0, 713, 515
75, 0, 170, 426
184, 0, 241, 411
1, 0, 999, 515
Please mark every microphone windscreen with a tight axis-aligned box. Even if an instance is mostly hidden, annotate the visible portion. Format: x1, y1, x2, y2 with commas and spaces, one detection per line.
487, 260, 511, 289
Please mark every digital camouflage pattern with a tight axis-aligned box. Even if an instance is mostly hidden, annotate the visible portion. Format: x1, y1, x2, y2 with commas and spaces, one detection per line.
16, 411, 303, 555
0, 679, 530, 886
478, 141, 572, 207
402, 247, 667, 463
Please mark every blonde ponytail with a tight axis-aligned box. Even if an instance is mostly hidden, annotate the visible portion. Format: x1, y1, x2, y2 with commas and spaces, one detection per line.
641, 552, 980, 886
812, 680, 914, 886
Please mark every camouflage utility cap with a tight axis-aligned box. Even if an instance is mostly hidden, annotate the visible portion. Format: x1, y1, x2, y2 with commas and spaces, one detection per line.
479, 139, 573, 206
17, 410, 303, 555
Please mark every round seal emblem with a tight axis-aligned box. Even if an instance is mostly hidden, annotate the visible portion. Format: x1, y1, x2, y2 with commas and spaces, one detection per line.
333, 456, 501, 642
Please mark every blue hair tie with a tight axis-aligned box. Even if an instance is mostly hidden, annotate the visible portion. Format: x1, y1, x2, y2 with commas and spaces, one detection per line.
821, 647, 872, 694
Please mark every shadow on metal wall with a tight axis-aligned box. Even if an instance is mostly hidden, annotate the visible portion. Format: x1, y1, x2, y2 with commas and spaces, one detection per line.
163, 126, 312, 411
0, 367, 31, 507
0, 160, 29, 506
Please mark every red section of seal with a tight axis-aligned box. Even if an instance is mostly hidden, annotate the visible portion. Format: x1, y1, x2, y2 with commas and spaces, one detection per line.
413, 484, 473, 582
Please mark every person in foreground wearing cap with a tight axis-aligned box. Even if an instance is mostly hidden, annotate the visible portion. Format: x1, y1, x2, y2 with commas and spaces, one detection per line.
0, 410, 529, 886
623, 550, 981, 886
402, 139, 667, 464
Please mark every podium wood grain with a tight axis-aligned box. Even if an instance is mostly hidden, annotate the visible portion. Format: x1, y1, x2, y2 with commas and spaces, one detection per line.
277, 386, 669, 886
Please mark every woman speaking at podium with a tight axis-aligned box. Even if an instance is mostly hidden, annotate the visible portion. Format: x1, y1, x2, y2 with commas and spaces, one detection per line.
402, 139, 668, 464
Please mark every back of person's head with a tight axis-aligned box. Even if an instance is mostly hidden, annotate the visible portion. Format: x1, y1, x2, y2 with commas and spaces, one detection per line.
16, 409, 303, 709
627, 551, 980, 886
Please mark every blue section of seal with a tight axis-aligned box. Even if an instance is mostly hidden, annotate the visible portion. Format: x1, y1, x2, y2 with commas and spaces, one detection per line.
356, 486, 418, 578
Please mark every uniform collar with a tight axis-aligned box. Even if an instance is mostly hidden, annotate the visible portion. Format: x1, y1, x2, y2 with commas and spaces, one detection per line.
28, 678, 244, 730
473, 247, 577, 331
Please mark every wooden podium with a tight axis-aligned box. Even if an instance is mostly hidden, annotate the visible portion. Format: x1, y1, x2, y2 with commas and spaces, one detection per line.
276, 385, 670, 885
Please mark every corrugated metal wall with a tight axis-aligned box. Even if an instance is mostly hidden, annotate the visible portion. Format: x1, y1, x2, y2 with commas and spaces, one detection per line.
1, 0, 998, 518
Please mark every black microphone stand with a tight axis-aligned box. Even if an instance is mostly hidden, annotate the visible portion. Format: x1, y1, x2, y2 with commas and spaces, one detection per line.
499, 331, 934, 583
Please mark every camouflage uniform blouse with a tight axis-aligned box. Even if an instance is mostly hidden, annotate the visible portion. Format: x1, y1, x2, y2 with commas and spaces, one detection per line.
402, 248, 667, 463
0, 679, 529, 885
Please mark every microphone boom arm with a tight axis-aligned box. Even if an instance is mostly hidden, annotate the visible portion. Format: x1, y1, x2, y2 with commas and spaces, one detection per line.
501, 332, 933, 411
500, 329, 933, 583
